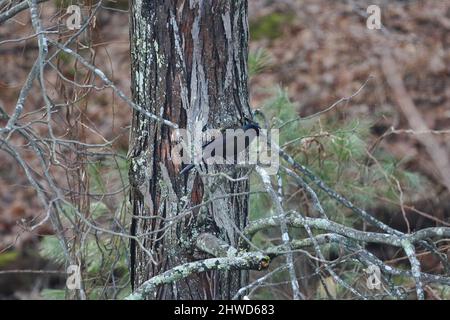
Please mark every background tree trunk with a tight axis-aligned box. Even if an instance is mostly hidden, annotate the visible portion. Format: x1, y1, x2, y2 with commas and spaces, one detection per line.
129, 0, 252, 299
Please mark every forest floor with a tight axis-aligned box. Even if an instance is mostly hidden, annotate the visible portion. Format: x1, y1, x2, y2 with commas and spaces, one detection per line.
0, 0, 449, 298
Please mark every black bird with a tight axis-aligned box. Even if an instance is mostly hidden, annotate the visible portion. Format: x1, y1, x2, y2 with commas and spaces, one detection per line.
179, 120, 261, 175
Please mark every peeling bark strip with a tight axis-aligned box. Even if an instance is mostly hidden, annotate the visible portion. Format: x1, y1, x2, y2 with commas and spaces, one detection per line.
129, 0, 252, 299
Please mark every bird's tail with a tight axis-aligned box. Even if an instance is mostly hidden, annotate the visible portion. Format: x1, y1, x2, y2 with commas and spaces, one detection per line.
179, 163, 195, 175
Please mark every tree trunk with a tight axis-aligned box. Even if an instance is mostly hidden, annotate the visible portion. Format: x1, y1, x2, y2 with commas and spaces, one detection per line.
129, 0, 252, 299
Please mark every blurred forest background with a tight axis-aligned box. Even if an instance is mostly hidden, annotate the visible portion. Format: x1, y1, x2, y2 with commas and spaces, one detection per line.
0, 0, 449, 299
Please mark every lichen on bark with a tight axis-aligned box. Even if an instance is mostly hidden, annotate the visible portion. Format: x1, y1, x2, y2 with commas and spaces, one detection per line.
129, 0, 252, 299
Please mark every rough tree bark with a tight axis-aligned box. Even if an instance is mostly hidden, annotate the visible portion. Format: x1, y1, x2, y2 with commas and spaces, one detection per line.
128, 0, 253, 299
